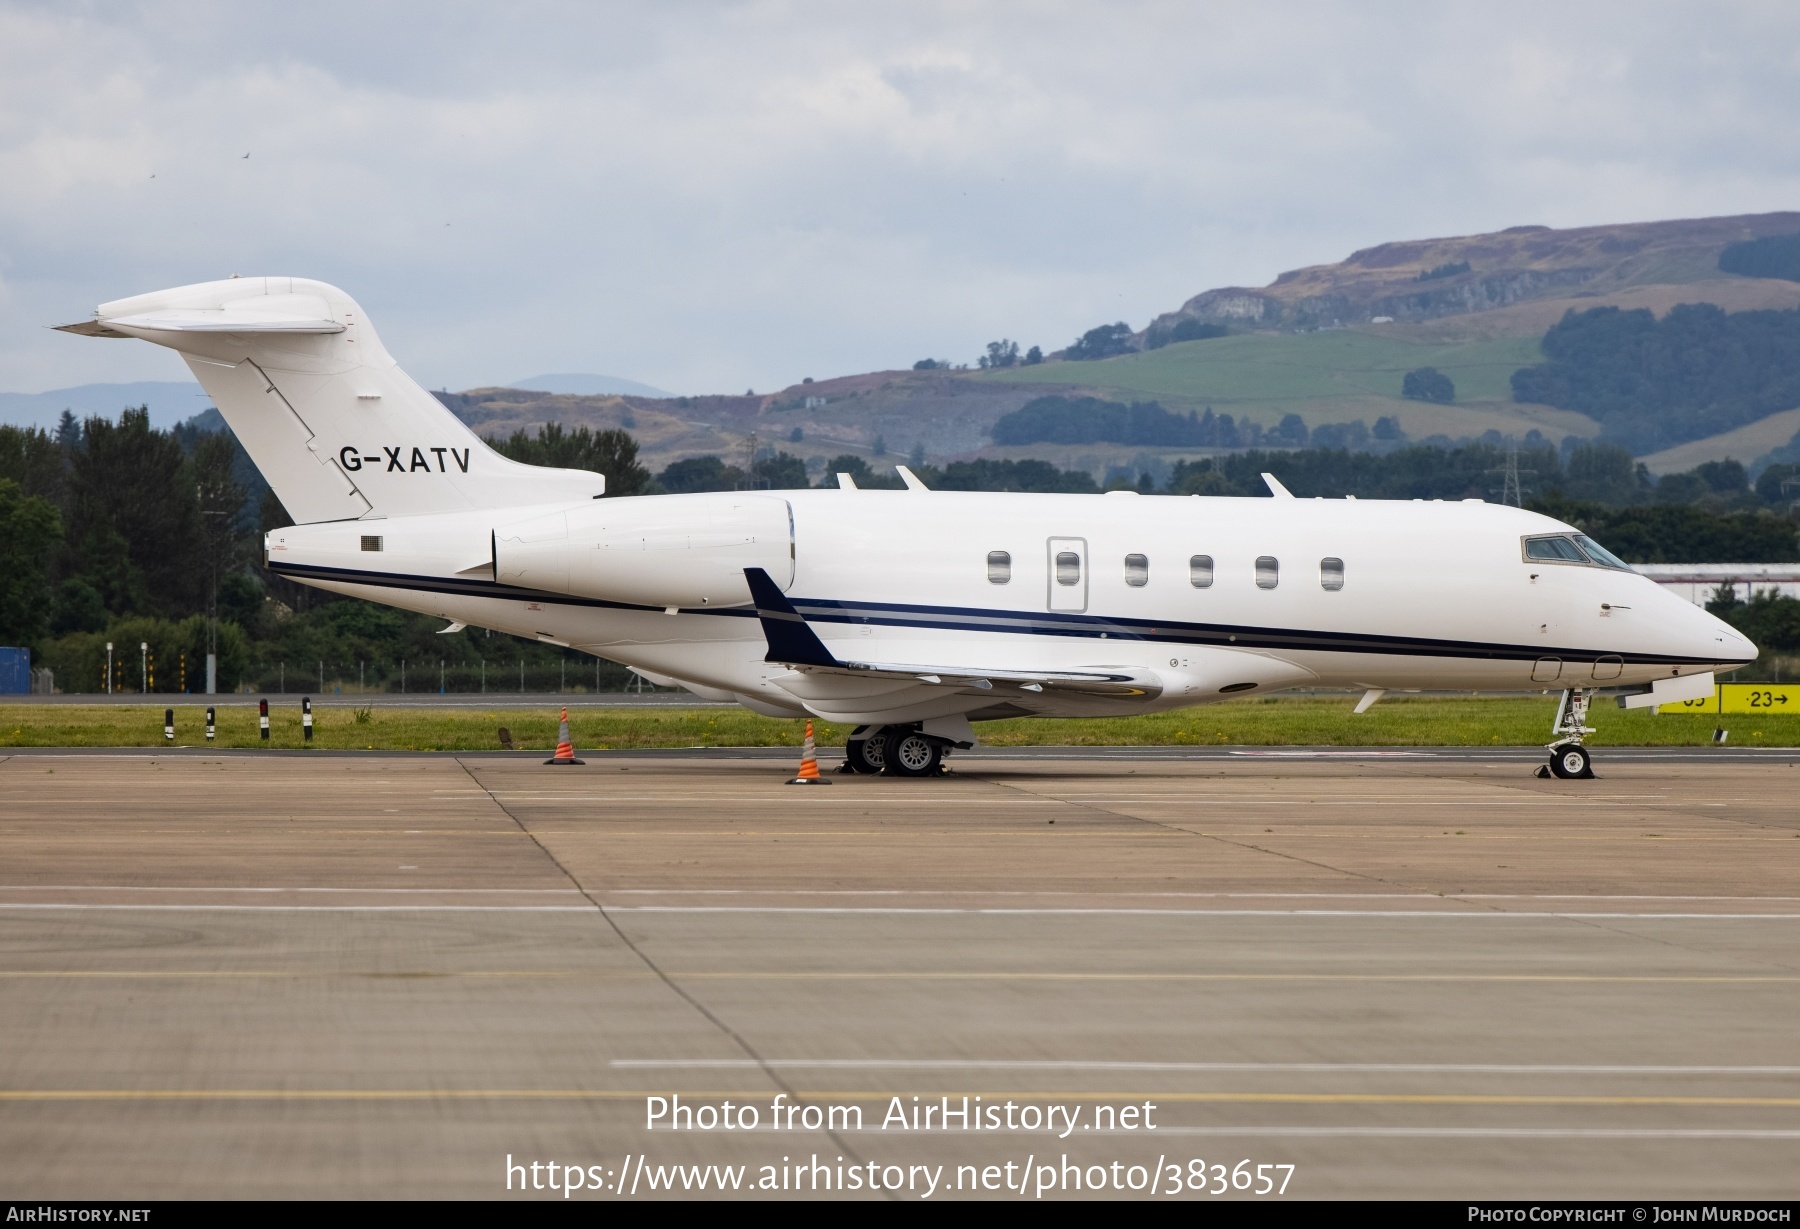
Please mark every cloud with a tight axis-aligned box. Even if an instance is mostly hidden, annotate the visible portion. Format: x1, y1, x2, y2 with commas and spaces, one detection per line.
3, 1, 1799, 396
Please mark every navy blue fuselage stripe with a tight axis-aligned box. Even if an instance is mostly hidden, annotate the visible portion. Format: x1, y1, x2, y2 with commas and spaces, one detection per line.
266, 559, 1724, 667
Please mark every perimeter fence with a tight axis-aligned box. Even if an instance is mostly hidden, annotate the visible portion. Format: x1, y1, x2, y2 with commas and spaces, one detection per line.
237, 658, 671, 695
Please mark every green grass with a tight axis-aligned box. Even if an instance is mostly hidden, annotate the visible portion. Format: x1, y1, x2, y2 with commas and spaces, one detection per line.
2, 697, 1794, 750
980, 331, 1545, 411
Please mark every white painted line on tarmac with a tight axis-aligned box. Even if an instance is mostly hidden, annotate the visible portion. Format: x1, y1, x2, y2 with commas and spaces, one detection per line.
52, 887, 705, 898
603, 906, 1800, 919
610, 1059, 1800, 1075
0, 904, 597, 912
602, 889, 1800, 903
11, 888, 1798, 903
1228, 750, 1437, 757
4, 903, 1800, 919
1132, 1127, 1800, 1139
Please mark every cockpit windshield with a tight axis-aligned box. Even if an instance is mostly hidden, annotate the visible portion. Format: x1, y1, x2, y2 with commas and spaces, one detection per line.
1572, 534, 1631, 571
1522, 533, 1634, 571
1524, 536, 1587, 563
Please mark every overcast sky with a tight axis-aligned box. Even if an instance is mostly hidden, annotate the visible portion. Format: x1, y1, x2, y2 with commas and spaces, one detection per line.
3, 0, 1799, 397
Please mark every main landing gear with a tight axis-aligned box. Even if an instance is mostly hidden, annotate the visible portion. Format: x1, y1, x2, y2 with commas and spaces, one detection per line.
841, 724, 949, 777
1537, 688, 1597, 780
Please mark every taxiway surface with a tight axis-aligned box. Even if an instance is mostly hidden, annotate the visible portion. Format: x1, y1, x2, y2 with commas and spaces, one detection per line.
1, 747, 1797, 1200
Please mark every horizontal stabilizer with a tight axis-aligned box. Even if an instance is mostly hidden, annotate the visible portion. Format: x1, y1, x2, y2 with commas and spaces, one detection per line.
52, 319, 131, 338
99, 308, 345, 333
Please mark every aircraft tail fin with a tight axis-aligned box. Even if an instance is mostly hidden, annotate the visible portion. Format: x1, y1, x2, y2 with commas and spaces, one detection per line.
57, 278, 604, 523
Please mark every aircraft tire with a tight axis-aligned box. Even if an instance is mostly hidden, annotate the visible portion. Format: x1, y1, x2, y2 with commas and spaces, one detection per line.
1548, 743, 1593, 780
843, 738, 878, 774
883, 728, 943, 777
856, 728, 891, 774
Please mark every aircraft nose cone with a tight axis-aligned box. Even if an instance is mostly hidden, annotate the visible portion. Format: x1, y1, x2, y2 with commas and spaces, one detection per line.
1695, 605, 1758, 665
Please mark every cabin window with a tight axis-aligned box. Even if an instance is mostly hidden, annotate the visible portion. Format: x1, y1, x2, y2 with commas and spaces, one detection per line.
1124, 554, 1149, 587
1055, 551, 1082, 586
986, 551, 1011, 583
1189, 555, 1214, 588
1321, 557, 1345, 590
360, 536, 384, 552
1255, 556, 1279, 589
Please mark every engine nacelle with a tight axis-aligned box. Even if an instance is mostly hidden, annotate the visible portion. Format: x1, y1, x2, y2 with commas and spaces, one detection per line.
493, 493, 793, 609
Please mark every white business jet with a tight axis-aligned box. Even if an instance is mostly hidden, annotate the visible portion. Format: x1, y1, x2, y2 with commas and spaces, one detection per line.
60, 278, 1756, 779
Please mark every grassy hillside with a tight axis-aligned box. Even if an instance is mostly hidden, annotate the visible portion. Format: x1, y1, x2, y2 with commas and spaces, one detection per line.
987, 330, 1540, 404
1640, 406, 1800, 474
978, 329, 1597, 443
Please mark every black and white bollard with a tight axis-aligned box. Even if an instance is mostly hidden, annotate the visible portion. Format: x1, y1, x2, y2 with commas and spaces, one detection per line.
302, 697, 313, 743
259, 698, 269, 742
164, 709, 174, 742
205, 706, 216, 742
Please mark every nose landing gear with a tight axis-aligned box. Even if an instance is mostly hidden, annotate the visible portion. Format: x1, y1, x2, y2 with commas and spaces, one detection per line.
1538, 687, 1597, 779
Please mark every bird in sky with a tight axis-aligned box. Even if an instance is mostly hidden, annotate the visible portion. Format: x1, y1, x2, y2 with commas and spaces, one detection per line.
242, 152, 250, 159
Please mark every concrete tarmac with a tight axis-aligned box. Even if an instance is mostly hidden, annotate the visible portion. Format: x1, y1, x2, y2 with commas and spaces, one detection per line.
1, 747, 1798, 1200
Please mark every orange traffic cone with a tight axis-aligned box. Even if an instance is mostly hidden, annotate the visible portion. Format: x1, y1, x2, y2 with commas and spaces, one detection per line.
786, 720, 832, 785
544, 708, 585, 765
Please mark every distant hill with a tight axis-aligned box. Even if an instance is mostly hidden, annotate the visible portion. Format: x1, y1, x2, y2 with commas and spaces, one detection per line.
1145, 211, 1800, 335
0, 381, 209, 431
508, 373, 674, 398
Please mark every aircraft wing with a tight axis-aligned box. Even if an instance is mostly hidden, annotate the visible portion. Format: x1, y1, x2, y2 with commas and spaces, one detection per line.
742, 567, 1159, 697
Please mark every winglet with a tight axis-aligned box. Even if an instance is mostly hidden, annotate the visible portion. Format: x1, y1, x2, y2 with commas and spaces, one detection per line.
743, 567, 841, 668
895, 465, 929, 492
1261, 472, 1295, 499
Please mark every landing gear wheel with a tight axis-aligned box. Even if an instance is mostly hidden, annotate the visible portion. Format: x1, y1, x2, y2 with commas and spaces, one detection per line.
843, 738, 878, 774
882, 728, 943, 777
1548, 743, 1593, 780
854, 728, 890, 774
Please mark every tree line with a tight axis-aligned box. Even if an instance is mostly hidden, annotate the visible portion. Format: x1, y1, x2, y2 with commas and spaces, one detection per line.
1512, 302, 1800, 454
0, 411, 657, 694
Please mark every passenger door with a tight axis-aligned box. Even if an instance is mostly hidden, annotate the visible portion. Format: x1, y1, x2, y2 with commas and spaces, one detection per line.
1047, 537, 1088, 613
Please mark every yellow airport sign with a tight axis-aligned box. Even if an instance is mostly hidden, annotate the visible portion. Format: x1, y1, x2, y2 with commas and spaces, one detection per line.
1660, 684, 1799, 715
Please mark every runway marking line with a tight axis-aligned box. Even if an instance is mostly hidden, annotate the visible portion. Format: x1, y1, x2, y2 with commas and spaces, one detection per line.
1129, 1127, 1800, 1140
6, 904, 1800, 919
0, 971, 1794, 985
9, 888, 1800, 903
12, 827, 1799, 844
10, 886, 1800, 904
7, 1089, 1800, 1108
0, 886, 585, 894
612, 1059, 1800, 1075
